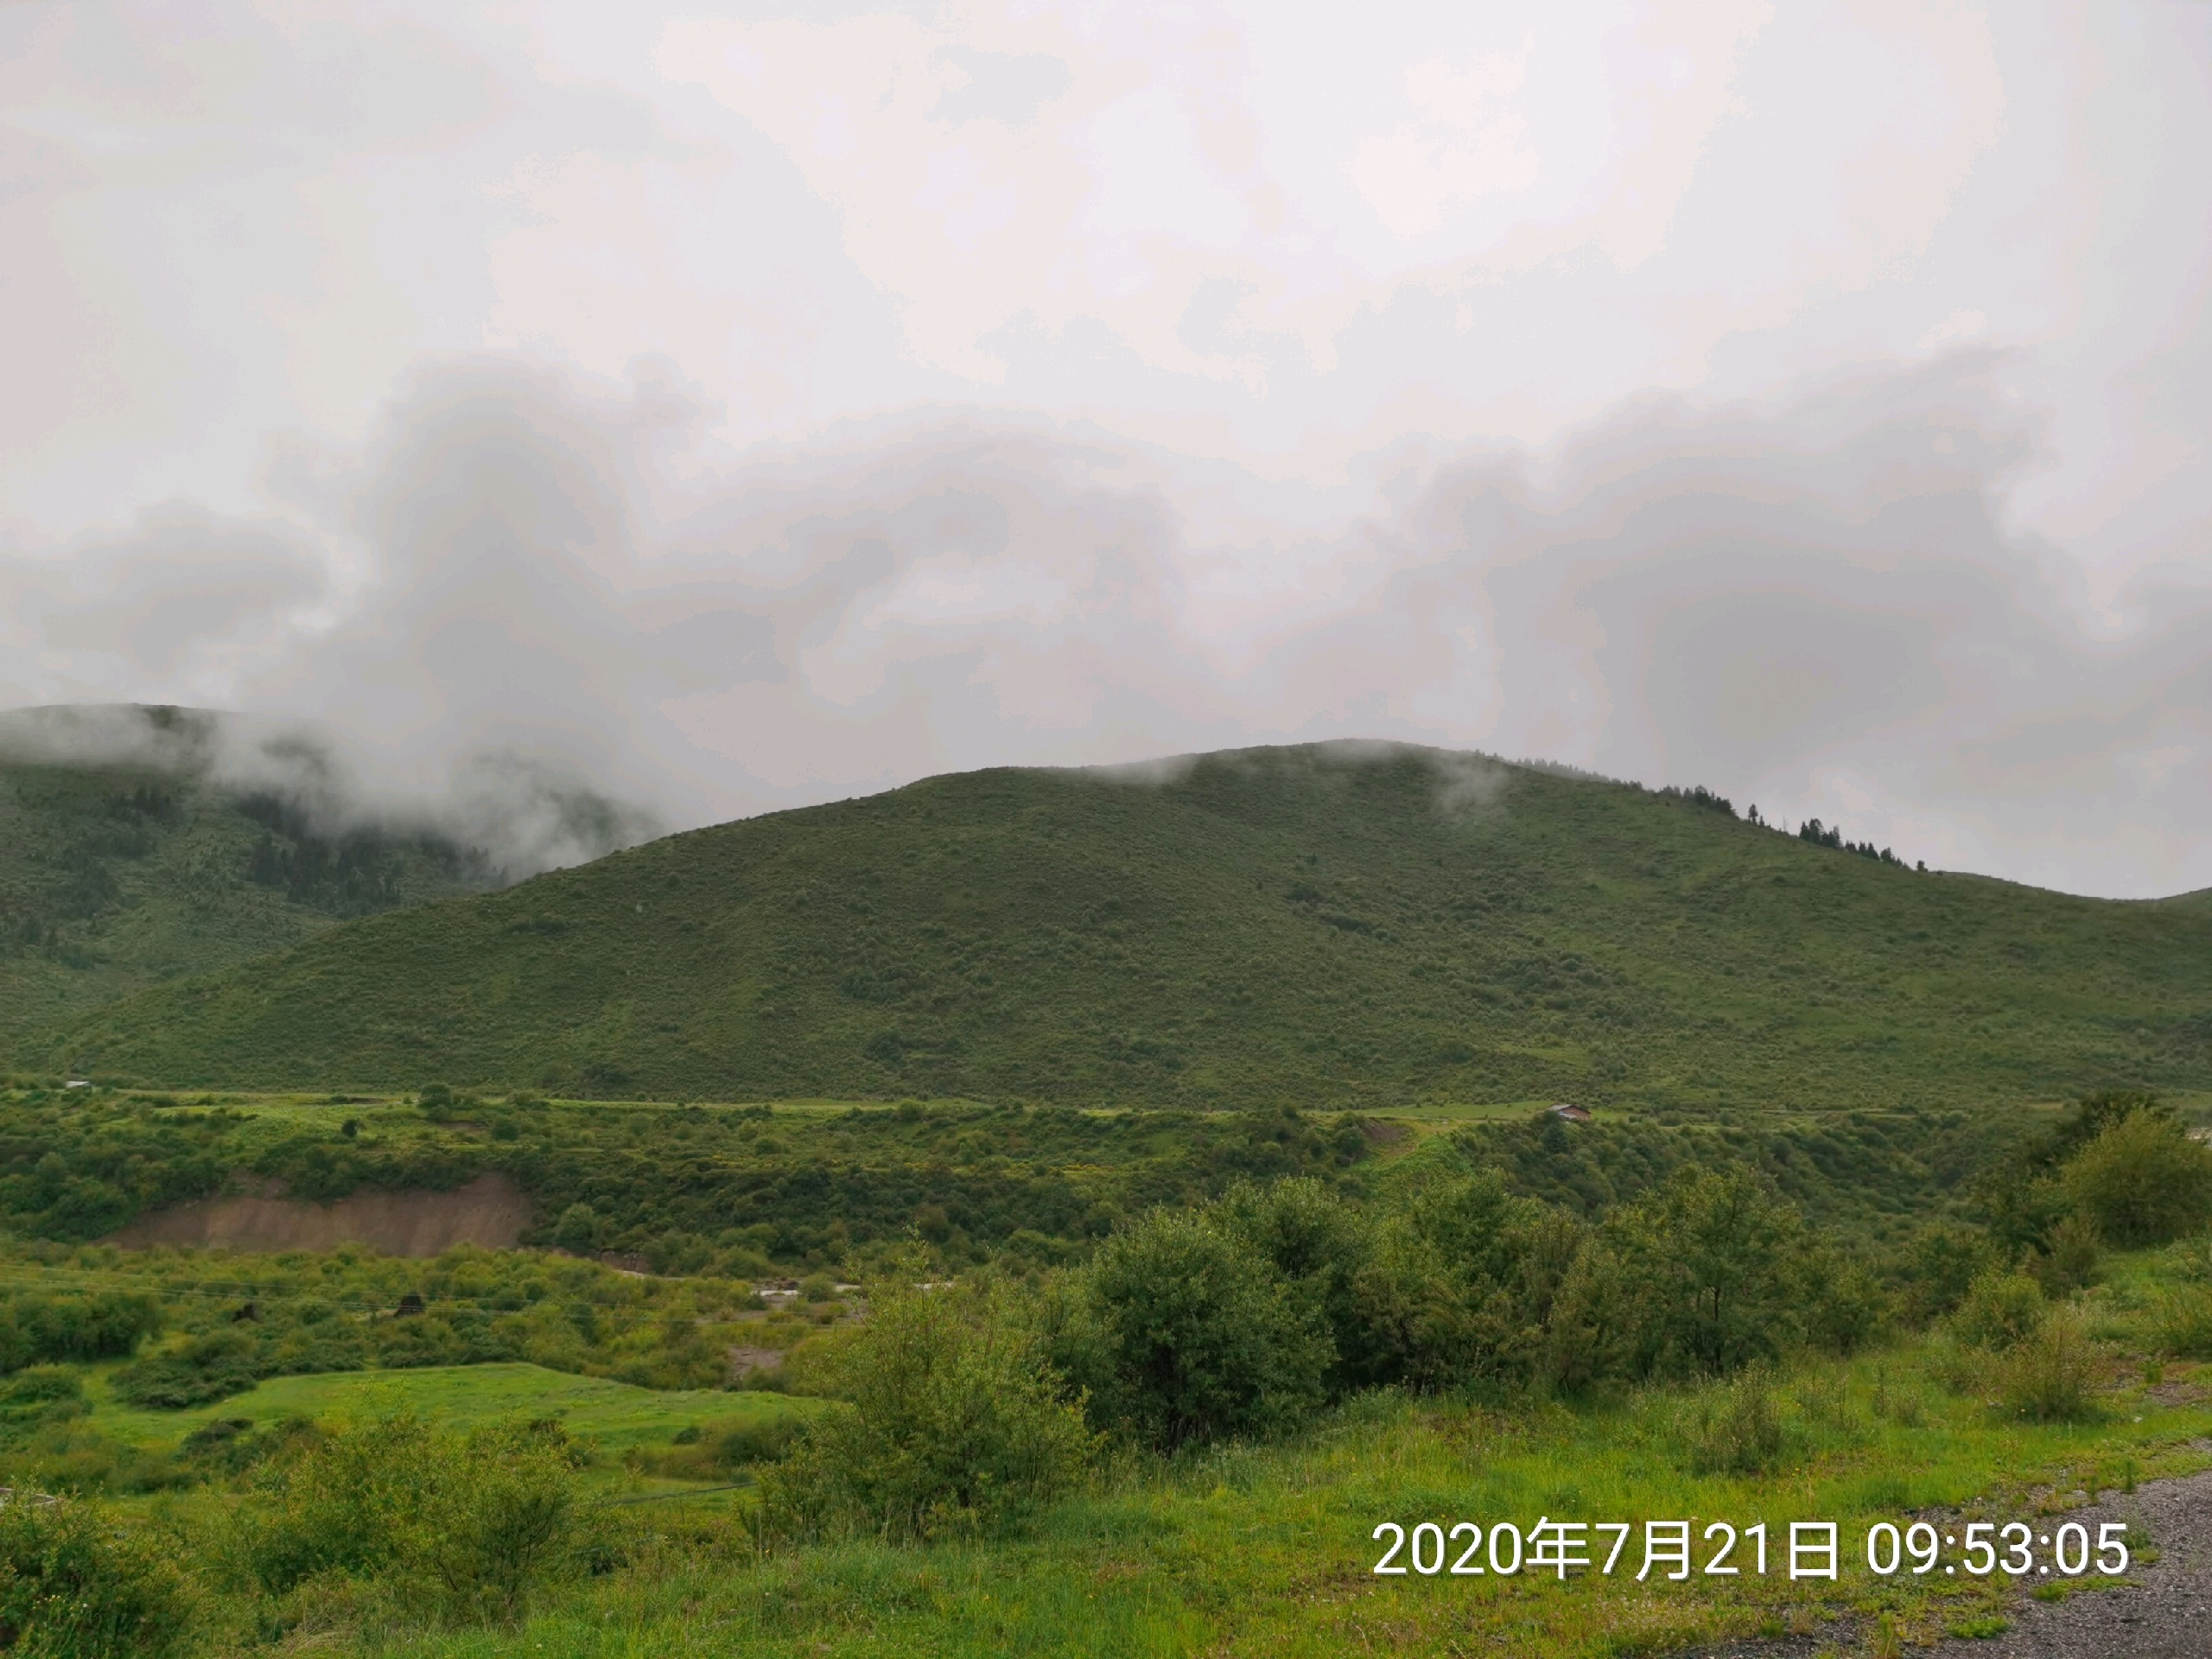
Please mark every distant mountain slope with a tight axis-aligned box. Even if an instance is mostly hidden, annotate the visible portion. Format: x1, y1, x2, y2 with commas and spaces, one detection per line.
36, 743, 2212, 1108
0, 704, 505, 1051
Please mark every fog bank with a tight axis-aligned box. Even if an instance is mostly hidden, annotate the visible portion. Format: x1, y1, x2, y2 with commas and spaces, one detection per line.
4, 351, 2208, 898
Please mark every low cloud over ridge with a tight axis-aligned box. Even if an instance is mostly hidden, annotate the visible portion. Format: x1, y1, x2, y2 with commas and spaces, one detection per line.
3, 351, 2207, 899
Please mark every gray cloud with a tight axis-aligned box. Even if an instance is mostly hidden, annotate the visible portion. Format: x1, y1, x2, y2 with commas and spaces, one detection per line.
3, 351, 2205, 897
1, 505, 326, 696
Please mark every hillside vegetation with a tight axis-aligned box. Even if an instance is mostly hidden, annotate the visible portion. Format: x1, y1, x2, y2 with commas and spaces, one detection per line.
10, 1092, 2212, 1656
0, 706, 501, 1052
0, 1086, 1373, 1264
35, 743, 2212, 1108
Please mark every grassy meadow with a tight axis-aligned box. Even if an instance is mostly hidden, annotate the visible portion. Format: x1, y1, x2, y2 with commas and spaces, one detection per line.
88, 1362, 808, 1464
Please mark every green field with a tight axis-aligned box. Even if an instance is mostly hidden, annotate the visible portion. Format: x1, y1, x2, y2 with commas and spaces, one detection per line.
86, 1360, 807, 1456
33, 741, 2212, 1109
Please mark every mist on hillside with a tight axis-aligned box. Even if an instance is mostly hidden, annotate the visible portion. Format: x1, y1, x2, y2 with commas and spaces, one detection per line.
3, 351, 2209, 896
0, 702, 658, 879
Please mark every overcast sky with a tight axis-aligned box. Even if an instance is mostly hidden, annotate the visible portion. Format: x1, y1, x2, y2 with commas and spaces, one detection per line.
3, 2, 2209, 896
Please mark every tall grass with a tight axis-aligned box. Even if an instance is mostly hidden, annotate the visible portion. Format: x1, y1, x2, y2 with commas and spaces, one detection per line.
1993, 1312, 2101, 1423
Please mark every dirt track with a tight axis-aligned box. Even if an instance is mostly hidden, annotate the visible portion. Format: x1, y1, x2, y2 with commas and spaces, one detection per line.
100, 1172, 531, 1255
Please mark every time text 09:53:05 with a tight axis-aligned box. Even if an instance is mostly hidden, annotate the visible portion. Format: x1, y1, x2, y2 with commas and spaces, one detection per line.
1370, 1518, 2130, 1582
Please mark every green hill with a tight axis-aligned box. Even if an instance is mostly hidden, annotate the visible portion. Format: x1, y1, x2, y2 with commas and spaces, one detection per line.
0, 704, 504, 1052
31, 742, 2212, 1108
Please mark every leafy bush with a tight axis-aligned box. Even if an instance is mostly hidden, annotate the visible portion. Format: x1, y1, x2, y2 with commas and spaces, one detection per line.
223, 1414, 584, 1628
0, 1293, 160, 1375
2063, 1112, 2212, 1247
1598, 1168, 1809, 1380
1337, 1173, 1582, 1393
553, 1203, 599, 1254
708, 1416, 804, 1465
415, 1421, 585, 1625
109, 1332, 259, 1409
628, 1414, 804, 1480
0, 1367, 84, 1433
1068, 1206, 1329, 1448
1891, 1224, 1998, 1325
757, 1277, 1092, 1541
0, 1498, 193, 1658
1993, 1310, 2101, 1422
2029, 1211, 2103, 1296
1802, 1250, 1889, 1356
1950, 1271, 2044, 1351
179, 1415, 315, 1479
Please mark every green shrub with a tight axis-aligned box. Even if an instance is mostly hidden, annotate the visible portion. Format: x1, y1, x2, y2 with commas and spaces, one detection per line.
2030, 1211, 2102, 1296
1071, 1207, 1330, 1449
756, 1276, 1091, 1542
223, 1414, 583, 1628
628, 1414, 804, 1479
1994, 1310, 2101, 1422
713, 1416, 803, 1465
1678, 1369, 1789, 1475
0, 1498, 193, 1658
2151, 1287, 2212, 1360
109, 1332, 259, 1409
2170, 1232, 2212, 1283
0, 1368, 85, 1434
1600, 1168, 1808, 1379
0, 1294, 161, 1375
2063, 1112, 2212, 1247
416, 1421, 584, 1625
1950, 1271, 2044, 1351
1535, 1238, 1624, 1395
1214, 1178, 1373, 1388
1801, 1251, 1889, 1356
1891, 1224, 1998, 1325
179, 1414, 315, 1479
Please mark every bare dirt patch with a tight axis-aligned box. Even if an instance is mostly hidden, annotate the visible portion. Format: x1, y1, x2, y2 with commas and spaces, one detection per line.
727, 1346, 785, 1382
102, 1173, 531, 1255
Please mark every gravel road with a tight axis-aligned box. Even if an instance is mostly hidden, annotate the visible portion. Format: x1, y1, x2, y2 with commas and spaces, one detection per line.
1671, 1459, 2212, 1659
1916, 1462, 2212, 1659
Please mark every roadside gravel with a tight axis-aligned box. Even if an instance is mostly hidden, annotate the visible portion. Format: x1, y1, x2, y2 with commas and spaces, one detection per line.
1671, 1458, 2212, 1659
1917, 1461, 2212, 1658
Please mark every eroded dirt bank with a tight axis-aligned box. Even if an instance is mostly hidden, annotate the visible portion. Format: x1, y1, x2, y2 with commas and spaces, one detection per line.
101, 1172, 530, 1255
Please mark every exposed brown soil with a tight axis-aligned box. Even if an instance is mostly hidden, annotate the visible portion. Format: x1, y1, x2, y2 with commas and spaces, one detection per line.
727, 1346, 785, 1381
101, 1173, 531, 1255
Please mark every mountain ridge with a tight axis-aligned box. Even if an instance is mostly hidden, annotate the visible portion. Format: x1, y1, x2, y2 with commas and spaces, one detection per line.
29, 740, 2212, 1109
0, 703, 508, 1051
